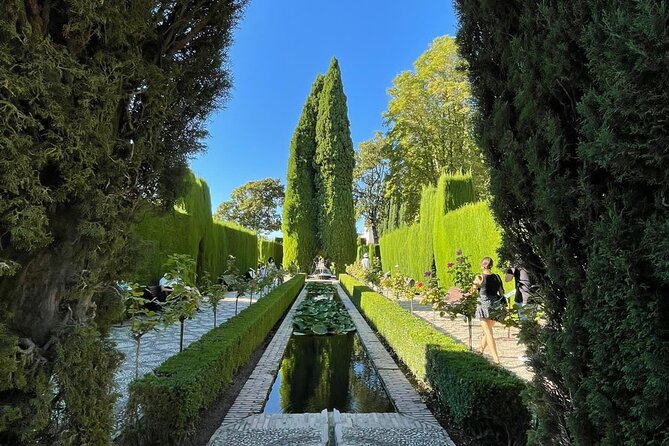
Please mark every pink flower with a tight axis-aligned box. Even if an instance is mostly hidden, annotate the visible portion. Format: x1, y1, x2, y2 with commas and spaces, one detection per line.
417, 282, 424, 288
456, 249, 463, 255
447, 262, 454, 268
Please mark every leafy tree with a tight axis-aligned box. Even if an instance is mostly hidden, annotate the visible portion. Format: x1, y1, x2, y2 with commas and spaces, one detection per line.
0, 1, 245, 442
456, 1, 669, 444
283, 76, 324, 271
383, 36, 486, 222
354, 132, 390, 242
215, 178, 285, 233
162, 254, 201, 353
126, 284, 163, 379
314, 58, 357, 267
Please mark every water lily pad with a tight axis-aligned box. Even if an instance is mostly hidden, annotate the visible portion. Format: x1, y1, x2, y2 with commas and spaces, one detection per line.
312, 324, 328, 335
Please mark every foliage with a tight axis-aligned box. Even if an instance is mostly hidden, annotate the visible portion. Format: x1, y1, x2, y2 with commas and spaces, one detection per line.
340, 274, 529, 443
162, 254, 202, 352
282, 76, 324, 271
436, 201, 505, 289
354, 132, 390, 242
201, 272, 226, 328
52, 326, 123, 446
439, 251, 479, 349
314, 58, 358, 268
293, 287, 355, 336
258, 238, 283, 266
132, 171, 259, 285
0, 0, 246, 440
215, 178, 285, 234
382, 36, 486, 222
379, 173, 477, 284
124, 275, 305, 445
92, 285, 127, 337
456, 2, 669, 443
125, 283, 163, 380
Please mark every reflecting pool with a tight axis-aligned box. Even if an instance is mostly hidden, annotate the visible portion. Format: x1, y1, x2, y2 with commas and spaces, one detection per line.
263, 333, 395, 414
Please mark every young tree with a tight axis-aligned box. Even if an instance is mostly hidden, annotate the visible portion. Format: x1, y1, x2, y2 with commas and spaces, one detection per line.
162, 254, 201, 353
215, 178, 285, 233
383, 36, 486, 222
282, 76, 324, 271
456, 1, 669, 444
314, 58, 357, 268
0, 1, 246, 442
354, 132, 390, 242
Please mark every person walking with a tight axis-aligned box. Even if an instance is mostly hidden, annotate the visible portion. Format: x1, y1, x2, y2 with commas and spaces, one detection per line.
473, 257, 505, 364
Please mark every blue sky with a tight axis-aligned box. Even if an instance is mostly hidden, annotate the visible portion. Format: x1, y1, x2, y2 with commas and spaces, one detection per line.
190, 0, 458, 229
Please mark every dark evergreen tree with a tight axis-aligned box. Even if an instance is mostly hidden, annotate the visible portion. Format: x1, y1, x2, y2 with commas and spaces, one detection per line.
0, 1, 246, 443
282, 76, 324, 271
456, 1, 669, 444
314, 58, 357, 268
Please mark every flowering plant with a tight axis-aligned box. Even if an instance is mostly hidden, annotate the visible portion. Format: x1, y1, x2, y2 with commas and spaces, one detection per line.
439, 250, 479, 349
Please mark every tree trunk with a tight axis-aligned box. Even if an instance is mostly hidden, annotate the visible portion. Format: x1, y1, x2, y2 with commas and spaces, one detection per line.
135, 337, 141, 379
179, 317, 185, 352
213, 308, 217, 328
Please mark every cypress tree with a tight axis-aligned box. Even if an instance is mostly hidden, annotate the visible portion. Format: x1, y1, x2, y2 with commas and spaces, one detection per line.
314, 58, 357, 268
456, 1, 669, 444
282, 76, 324, 271
0, 2, 246, 443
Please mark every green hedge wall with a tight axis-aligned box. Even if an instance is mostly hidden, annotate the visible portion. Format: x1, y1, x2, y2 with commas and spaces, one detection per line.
379, 173, 478, 283
258, 238, 283, 265
432, 173, 477, 279
340, 274, 529, 443
123, 274, 305, 444
131, 171, 259, 283
435, 201, 505, 289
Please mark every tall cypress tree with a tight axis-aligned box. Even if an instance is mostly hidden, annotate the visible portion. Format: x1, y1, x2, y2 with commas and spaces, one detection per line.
457, 1, 669, 444
314, 58, 357, 268
282, 76, 324, 271
0, 1, 246, 443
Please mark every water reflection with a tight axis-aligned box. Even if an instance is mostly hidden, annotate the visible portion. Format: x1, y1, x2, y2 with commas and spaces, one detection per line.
263, 333, 394, 413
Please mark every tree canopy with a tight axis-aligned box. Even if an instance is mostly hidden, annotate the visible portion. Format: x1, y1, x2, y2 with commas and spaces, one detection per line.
383, 35, 486, 223
215, 178, 285, 234
456, 1, 669, 444
353, 132, 390, 242
0, 1, 246, 443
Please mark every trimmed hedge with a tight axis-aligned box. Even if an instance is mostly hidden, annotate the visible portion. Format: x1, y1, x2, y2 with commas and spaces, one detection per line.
436, 201, 506, 289
258, 237, 283, 265
123, 274, 305, 444
379, 173, 478, 283
131, 171, 259, 283
340, 274, 529, 443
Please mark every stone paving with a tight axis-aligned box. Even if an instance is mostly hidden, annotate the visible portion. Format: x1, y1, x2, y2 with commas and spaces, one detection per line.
380, 290, 533, 381
207, 280, 454, 445
108, 289, 270, 434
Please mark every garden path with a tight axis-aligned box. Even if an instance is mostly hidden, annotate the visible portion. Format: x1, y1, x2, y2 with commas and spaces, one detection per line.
386, 294, 533, 381
108, 290, 270, 436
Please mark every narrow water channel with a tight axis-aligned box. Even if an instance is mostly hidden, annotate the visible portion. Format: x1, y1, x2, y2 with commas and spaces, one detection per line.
263, 332, 395, 414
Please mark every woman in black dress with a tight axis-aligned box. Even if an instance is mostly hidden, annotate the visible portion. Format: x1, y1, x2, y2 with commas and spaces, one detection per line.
473, 256, 504, 364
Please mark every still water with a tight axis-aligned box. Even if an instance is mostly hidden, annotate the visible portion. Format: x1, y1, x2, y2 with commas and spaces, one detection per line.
263, 333, 395, 413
